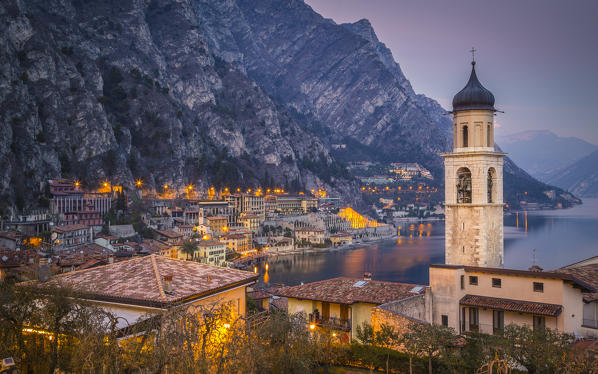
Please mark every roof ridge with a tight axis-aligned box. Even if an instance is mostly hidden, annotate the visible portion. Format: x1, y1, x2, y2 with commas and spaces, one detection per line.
151, 255, 168, 302
50, 252, 147, 279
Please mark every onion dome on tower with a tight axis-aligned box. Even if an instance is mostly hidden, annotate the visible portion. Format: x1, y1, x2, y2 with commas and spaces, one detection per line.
452, 61, 496, 112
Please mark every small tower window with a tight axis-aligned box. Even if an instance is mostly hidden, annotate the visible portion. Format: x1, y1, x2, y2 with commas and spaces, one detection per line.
487, 168, 496, 203
487, 124, 492, 147
463, 125, 469, 147
457, 167, 472, 203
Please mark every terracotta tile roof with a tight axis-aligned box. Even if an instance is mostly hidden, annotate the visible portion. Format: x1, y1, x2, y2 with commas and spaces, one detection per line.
42, 255, 258, 308
53, 224, 90, 233
155, 229, 183, 239
431, 264, 596, 293
460, 294, 563, 317
275, 277, 425, 305
555, 264, 598, 302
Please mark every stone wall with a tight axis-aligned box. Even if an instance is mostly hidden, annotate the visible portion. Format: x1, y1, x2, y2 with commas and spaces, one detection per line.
371, 295, 428, 344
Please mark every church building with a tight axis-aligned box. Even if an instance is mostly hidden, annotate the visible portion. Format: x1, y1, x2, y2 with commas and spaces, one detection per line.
427, 59, 597, 337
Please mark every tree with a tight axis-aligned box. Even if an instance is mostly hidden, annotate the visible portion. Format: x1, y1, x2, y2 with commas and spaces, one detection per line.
401, 322, 457, 374
502, 324, 573, 374
180, 240, 198, 260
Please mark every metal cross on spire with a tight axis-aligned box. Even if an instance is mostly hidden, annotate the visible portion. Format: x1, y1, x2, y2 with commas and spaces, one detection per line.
470, 47, 477, 63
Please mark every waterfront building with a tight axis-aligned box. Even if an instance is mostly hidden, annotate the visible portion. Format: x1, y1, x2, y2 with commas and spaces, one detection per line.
294, 227, 325, 245
330, 232, 353, 247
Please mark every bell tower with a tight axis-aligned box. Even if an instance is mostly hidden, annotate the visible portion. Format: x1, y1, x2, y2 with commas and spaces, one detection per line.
442, 57, 505, 268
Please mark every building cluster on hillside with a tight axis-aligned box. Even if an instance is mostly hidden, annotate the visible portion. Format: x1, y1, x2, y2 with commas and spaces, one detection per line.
0, 178, 398, 281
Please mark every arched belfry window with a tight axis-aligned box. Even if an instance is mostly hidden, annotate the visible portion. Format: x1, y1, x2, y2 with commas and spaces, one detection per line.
487, 168, 496, 203
457, 167, 472, 203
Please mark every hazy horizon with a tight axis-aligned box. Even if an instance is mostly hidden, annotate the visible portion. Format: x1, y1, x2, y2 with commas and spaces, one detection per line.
306, 0, 598, 145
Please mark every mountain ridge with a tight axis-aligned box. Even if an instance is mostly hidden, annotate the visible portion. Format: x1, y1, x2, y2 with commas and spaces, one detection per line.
0, 0, 576, 213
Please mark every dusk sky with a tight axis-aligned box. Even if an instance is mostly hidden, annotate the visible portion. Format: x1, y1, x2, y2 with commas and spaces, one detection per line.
306, 0, 598, 144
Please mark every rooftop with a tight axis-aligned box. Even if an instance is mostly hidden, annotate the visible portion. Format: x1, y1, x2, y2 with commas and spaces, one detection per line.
154, 229, 183, 239
53, 224, 90, 233
555, 263, 598, 302
431, 264, 596, 293
41, 255, 257, 308
275, 277, 425, 305
460, 294, 562, 317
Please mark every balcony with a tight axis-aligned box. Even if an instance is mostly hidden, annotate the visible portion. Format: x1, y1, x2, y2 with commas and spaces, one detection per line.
309, 313, 351, 331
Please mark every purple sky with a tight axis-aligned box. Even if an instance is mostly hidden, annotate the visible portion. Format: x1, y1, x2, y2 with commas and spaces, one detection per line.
306, 0, 598, 144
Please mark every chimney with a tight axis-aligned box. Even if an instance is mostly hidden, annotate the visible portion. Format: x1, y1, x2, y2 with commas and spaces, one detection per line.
363, 272, 372, 281
163, 275, 173, 293
38, 257, 50, 282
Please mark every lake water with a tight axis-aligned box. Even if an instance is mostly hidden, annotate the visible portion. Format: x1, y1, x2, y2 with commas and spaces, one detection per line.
257, 198, 598, 287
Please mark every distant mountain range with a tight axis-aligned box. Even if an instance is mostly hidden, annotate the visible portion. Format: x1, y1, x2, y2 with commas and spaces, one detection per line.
545, 150, 598, 198
0, 0, 576, 212
497, 130, 598, 197
497, 130, 597, 179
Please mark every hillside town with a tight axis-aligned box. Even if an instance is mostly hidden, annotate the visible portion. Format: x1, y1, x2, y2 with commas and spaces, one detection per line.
0, 178, 397, 281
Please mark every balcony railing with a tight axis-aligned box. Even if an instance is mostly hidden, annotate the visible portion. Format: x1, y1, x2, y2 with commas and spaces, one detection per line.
582, 319, 598, 329
309, 314, 351, 331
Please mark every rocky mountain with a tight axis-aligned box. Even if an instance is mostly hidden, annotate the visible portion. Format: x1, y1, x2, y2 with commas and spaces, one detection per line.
0, 0, 573, 212
496, 130, 597, 181
545, 149, 598, 198
0, 0, 353, 212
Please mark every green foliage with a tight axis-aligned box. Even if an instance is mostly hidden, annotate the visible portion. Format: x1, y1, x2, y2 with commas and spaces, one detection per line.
401, 322, 457, 374
501, 324, 572, 374
180, 240, 198, 260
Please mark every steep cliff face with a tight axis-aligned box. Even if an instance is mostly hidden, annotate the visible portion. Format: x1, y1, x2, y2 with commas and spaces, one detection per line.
0, 0, 349, 211
196, 0, 451, 168
0, 0, 571, 211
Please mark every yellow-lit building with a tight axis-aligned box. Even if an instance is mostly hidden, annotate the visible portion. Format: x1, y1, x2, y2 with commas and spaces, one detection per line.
40, 255, 257, 331
239, 213, 260, 233
207, 216, 228, 236
330, 232, 353, 247
277, 277, 426, 342
220, 233, 250, 253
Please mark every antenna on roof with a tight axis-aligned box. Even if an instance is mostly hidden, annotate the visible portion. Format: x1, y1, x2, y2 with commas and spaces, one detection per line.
532, 248, 537, 266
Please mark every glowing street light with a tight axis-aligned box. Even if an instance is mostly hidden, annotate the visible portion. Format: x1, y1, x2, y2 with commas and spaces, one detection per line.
74, 181, 80, 188
163, 184, 168, 190
223, 323, 231, 329
136, 179, 143, 188
309, 324, 315, 330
